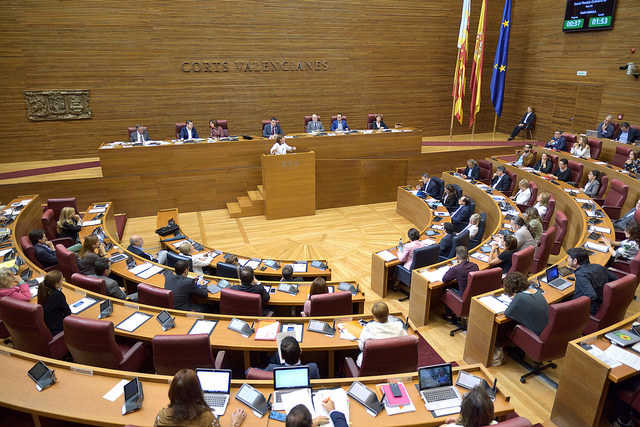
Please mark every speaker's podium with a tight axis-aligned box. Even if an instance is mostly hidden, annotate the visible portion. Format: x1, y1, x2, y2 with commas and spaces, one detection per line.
261, 151, 316, 220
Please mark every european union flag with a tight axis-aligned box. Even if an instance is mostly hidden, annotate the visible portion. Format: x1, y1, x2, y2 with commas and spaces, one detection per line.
490, 0, 512, 117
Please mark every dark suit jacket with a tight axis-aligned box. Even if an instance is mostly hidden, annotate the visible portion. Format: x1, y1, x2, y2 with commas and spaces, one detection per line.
370, 120, 388, 130
439, 233, 456, 258
164, 273, 208, 311
534, 159, 553, 174
463, 165, 480, 180
35, 243, 58, 268
127, 244, 154, 261
491, 174, 511, 192
42, 288, 71, 335
330, 119, 349, 131
130, 130, 150, 142
451, 205, 473, 232
179, 126, 199, 140
265, 362, 320, 379
230, 283, 270, 305
263, 123, 283, 137
553, 167, 572, 182
574, 264, 616, 314
519, 112, 536, 127
545, 136, 567, 151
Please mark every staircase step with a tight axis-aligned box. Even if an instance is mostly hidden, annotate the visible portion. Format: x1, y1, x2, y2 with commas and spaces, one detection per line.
226, 202, 241, 218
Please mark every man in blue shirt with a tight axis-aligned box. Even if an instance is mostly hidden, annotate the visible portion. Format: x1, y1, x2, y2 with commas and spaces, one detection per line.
545, 131, 567, 151
330, 113, 349, 131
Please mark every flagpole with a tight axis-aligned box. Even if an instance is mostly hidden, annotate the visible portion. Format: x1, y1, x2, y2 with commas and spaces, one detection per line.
449, 48, 461, 139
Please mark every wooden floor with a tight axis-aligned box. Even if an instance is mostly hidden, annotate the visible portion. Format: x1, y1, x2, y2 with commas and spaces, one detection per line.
122, 199, 634, 425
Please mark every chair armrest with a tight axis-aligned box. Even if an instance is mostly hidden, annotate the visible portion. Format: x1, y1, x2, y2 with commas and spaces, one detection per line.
51, 237, 74, 248
48, 331, 68, 360
120, 342, 147, 372
214, 350, 227, 369
344, 357, 360, 378
603, 205, 622, 219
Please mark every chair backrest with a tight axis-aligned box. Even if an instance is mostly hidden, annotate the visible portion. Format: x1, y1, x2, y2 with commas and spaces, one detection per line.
448, 231, 470, 258
246, 368, 274, 380
588, 274, 637, 333
604, 179, 628, 208
359, 335, 418, 376
152, 334, 214, 375
41, 209, 58, 240
46, 198, 77, 220
127, 126, 147, 139
587, 137, 602, 159
542, 197, 556, 230
367, 113, 377, 128
531, 226, 555, 274
477, 160, 493, 183
469, 213, 487, 249
567, 160, 584, 184
309, 292, 352, 316
0, 297, 53, 357
551, 210, 568, 255
612, 145, 633, 168
137, 283, 174, 308
20, 235, 45, 269
63, 316, 124, 369
411, 244, 441, 269
460, 268, 503, 316
508, 246, 535, 275
597, 174, 609, 200
537, 296, 590, 360
175, 122, 186, 139
216, 262, 238, 279
167, 251, 192, 270
220, 288, 262, 316
71, 273, 107, 295
55, 244, 79, 280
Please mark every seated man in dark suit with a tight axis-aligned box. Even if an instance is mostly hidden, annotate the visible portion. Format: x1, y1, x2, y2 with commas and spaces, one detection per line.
178, 120, 199, 140
163, 260, 208, 312
491, 166, 511, 192
616, 122, 640, 144
416, 173, 442, 199
127, 235, 168, 264
265, 336, 320, 379
596, 115, 615, 139
230, 266, 270, 306
330, 113, 349, 131
29, 229, 58, 268
451, 196, 473, 232
545, 131, 567, 151
553, 158, 572, 182
439, 222, 457, 258
462, 159, 481, 180
263, 117, 284, 139
567, 248, 617, 314
130, 125, 150, 143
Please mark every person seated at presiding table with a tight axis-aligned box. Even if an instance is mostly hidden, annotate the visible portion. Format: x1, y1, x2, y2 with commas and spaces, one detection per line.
29, 229, 58, 269
441, 184, 459, 212
179, 120, 199, 140
614, 199, 640, 232
357, 302, 407, 367
507, 106, 536, 141
130, 124, 150, 143
330, 113, 349, 131
596, 114, 615, 139
616, 122, 640, 144
533, 192, 551, 218
513, 143, 536, 167
511, 217, 536, 249
462, 159, 480, 180
305, 113, 324, 133
603, 223, 640, 266
442, 246, 479, 297
398, 228, 427, 269
208, 119, 224, 138
570, 134, 591, 159
270, 135, 296, 155
230, 266, 270, 306
370, 114, 388, 130
264, 335, 320, 379
624, 149, 640, 174
439, 222, 457, 258
583, 170, 601, 198
451, 196, 473, 232
545, 130, 567, 151
533, 152, 554, 174
417, 173, 442, 199
56, 206, 82, 252
37, 270, 71, 336
491, 166, 511, 192
303, 277, 328, 316
553, 158, 572, 182
77, 235, 107, 275
280, 264, 303, 282
127, 235, 168, 264
441, 385, 496, 427
154, 368, 246, 427
0, 268, 31, 301
567, 248, 617, 314
89, 258, 126, 299
503, 271, 549, 336
488, 234, 518, 274
523, 207, 543, 242
263, 117, 284, 139
164, 260, 209, 312
287, 400, 347, 427
512, 179, 532, 205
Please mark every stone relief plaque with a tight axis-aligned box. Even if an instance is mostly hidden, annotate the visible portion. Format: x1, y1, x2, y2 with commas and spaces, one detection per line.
24, 90, 91, 121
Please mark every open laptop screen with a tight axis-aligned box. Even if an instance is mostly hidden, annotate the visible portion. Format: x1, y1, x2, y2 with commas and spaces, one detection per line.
546, 265, 559, 282
274, 367, 310, 390
419, 364, 453, 390
197, 369, 231, 393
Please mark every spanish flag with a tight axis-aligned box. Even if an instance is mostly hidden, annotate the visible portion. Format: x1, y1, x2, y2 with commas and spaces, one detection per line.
469, 0, 487, 128
453, 0, 471, 125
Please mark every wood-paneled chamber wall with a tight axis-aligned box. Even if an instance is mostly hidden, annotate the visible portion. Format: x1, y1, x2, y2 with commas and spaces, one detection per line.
0, 1, 504, 162
499, 1, 640, 139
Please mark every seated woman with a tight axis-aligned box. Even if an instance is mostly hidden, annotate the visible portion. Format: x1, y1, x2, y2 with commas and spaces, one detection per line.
303, 277, 328, 316
56, 207, 82, 252
208, 119, 224, 138
77, 235, 107, 275
570, 134, 591, 159
583, 170, 601, 198
37, 270, 71, 336
155, 368, 246, 427
603, 223, 640, 265
523, 207, 543, 242
624, 149, 640, 174
441, 386, 496, 427
512, 217, 536, 249
534, 192, 551, 218
488, 234, 518, 274
533, 152, 553, 174
512, 179, 532, 205
441, 184, 460, 213
0, 268, 31, 301
503, 271, 549, 335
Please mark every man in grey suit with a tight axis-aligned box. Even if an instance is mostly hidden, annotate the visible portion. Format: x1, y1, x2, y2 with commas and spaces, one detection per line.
305, 113, 325, 133
130, 125, 150, 142
164, 260, 209, 312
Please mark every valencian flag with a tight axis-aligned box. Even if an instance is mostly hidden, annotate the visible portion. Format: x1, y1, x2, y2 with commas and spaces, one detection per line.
469, 0, 487, 128
490, 0, 512, 117
452, 0, 471, 125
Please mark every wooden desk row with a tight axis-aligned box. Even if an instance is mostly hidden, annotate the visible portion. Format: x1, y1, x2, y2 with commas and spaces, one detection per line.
0, 346, 514, 427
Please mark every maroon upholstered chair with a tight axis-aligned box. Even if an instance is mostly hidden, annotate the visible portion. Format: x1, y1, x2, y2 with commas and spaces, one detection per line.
550, 211, 568, 255
567, 160, 584, 186
491, 417, 533, 427
584, 274, 637, 334
441, 267, 503, 336
541, 197, 555, 230
303, 115, 321, 131
531, 226, 555, 274
508, 246, 535, 276
71, 273, 107, 295
152, 334, 219, 375
175, 122, 186, 139
602, 179, 629, 219
20, 235, 57, 271
0, 297, 68, 359
215, 120, 229, 137
127, 126, 147, 139
220, 289, 262, 316
612, 145, 633, 168
306, 292, 352, 317
594, 174, 608, 206
137, 283, 174, 308
344, 335, 418, 377
63, 316, 147, 371
586, 137, 603, 160
367, 113, 377, 129
508, 296, 590, 383
55, 244, 79, 280
477, 160, 493, 185
517, 181, 537, 212
246, 368, 274, 380
46, 198, 77, 221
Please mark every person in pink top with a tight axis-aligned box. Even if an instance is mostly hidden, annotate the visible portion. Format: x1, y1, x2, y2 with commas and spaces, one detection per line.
0, 268, 31, 301
397, 228, 426, 269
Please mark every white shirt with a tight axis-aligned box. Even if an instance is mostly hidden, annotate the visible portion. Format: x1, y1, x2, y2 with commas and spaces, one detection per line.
514, 188, 532, 205
357, 319, 407, 367
270, 141, 293, 155
571, 144, 591, 159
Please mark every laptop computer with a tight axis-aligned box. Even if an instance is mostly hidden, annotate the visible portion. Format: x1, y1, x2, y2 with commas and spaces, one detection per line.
196, 369, 232, 416
418, 363, 462, 411
271, 366, 311, 411
543, 266, 572, 290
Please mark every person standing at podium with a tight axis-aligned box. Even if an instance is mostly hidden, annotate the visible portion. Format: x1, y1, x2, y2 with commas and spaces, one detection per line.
270, 135, 296, 155
179, 120, 199, 140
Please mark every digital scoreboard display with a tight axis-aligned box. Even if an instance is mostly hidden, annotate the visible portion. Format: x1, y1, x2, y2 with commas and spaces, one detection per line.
563, 0, 617, 32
